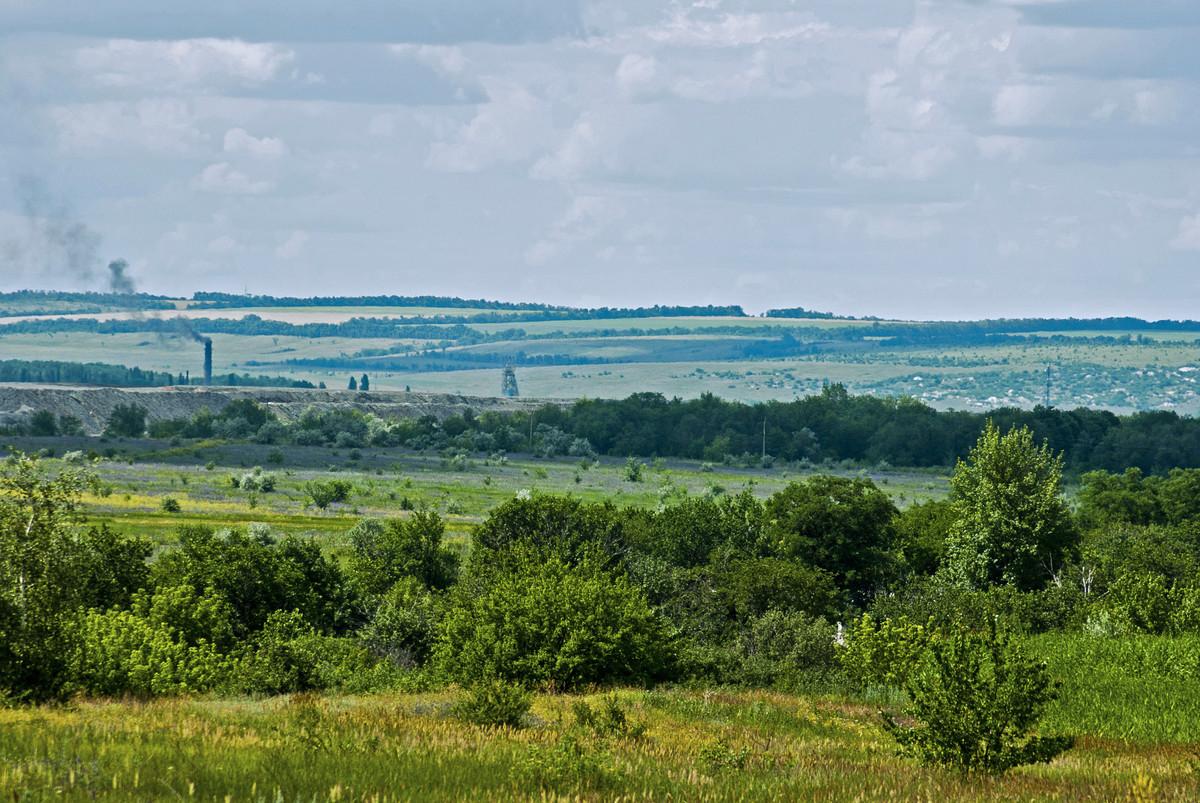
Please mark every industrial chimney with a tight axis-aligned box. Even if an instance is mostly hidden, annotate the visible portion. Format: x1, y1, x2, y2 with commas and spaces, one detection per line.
203, 338, 213, 386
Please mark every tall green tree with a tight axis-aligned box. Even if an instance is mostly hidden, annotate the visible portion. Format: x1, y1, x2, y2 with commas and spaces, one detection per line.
766, 476, 898, 600
0, 454, 149, 699
942, 421, 1077, 590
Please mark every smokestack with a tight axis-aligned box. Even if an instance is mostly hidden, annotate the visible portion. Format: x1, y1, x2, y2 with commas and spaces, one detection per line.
203, 339, 213, 386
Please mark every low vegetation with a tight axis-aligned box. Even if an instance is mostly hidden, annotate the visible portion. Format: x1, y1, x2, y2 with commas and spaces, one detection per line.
2, 411, 1200, 798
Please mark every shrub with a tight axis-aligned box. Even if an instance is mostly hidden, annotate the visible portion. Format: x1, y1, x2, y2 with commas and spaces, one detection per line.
305, 479, 353, 509
453, 679, 532, 728
151, 525, 354, 635
70, 585, 236, 697
766, 476, 899, 601
698, 738, 751, 774
624, 457, 644, 482
571, 695, 646, 740
741, 610, 838, 672
346, 510, 458, 594
359, 578, 437, 667
235, 611, 378, 695
160, 497, 181, 513
511, 734, 618, 793
104, 404, 148, 438
881, 621, 1074, 774
436, 548, 672, 689
839, 614, 935, 689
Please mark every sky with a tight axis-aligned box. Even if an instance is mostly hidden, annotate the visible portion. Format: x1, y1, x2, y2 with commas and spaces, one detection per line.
1, 0, 1198, 320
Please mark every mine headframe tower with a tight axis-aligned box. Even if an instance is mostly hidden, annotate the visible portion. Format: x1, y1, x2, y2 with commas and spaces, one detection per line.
501, 364, 519, 397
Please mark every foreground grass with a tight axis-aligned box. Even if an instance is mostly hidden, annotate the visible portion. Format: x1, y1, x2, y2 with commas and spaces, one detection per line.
1, 688, 1196, 802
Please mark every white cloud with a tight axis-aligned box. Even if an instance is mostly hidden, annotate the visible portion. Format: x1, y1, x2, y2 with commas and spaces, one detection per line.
1171, 212, 1200, 251
390, 44, 467, 75
525, 196, 624, 266
992, 84, 1054, 126
50, 99, 205, 154
276, 230, 310, 259
76, 38, 293, 89
223, 127, 288, 158
207, 235, 240, 254
194, 162, 273, 194
531, 115, 606, 182
426, 80, 554, 172
615, 53, 657, 99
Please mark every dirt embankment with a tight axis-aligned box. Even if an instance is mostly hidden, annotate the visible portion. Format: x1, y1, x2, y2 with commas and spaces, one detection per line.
0, 384, 553, 434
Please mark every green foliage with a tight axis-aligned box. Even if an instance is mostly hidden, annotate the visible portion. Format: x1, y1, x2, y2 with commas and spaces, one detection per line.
235, 611, 379, 695
104, 404, 148, 438
571, 695, 646, 740
71, 585, 235, 697
151, 525, 354, 635
731, 610, 840, 688
472, 494, 626, 564
624, 457, 645, 483
839, 614, 935, 689
436, 548, 672, 689
346, 510, 458, 594
942, 421, 1077, 590
893, 499, 955, 576
453, 679, 532, 728
160, 496, 181, 513
714, 556, 840, 620
626, 492, 766, 568
28, 410, 58, 437
305, 479, 353, 509
881, 621, 1073, 774
511, 733, 619, 793
359, 578, 437, 667
1103, 572, 1200, 635
0, 453, 143, 699
766, 475, 899, 600
698, 737, 751, 774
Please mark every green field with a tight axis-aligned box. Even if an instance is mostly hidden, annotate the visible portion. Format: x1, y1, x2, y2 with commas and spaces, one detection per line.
3, 298, 1200, 412
14, 441, 945, 547
2, 682, 1196, 802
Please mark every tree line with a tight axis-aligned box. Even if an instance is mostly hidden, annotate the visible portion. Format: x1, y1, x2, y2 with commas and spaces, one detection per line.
0, 359, 314, 390
80, 385, 1200, 474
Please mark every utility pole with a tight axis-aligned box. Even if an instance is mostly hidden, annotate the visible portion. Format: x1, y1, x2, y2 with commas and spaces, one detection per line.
1043, 365, 1052, 408
761, 416, 767, 462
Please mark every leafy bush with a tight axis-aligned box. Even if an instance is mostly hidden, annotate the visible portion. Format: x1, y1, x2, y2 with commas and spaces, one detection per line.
347, 510, 458, 594
306, 479, 353, 509
359, 578, 437, 667
235, 611, 378, 695
881, 621, 1073, 774
103, 404, 148, 438
436, 548, 672, 689
698, 738, 751, 774
839, 614, 935, 689
766, 476, 899, 600
160, 497, 181, 513
742, 610, 839, 672
511, 734, 618, 793
571, 695, 646, 740
70, 585, 235, 697
624, 457, 645, 483
453, 679, 532, 728
151, 525, 355, 635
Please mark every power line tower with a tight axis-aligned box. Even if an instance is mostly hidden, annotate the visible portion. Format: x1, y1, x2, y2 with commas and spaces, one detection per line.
501, 364, 519, 398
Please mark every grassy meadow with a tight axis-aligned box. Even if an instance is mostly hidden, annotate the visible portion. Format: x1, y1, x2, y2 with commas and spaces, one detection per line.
2, 681, 1196, 802
14, 439, 947, 548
